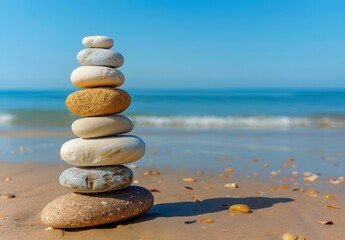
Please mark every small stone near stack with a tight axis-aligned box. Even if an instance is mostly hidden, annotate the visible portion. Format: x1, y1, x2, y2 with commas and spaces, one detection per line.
41, 36, 154, 228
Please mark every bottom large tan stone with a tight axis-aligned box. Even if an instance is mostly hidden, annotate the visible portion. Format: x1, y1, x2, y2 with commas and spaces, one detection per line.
41, 186, 153, 228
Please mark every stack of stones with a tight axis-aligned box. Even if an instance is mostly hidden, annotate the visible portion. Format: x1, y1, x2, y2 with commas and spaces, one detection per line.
41, 36, 154, 229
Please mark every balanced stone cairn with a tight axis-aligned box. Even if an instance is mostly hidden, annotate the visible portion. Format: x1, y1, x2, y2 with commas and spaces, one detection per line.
41, 36, 154, 228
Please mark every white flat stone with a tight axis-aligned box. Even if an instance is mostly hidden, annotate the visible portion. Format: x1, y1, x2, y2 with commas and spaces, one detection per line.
82, 36, 114, 49
77, 49, 124, 68
60, 135, 145, 166
59, 165, 133, 193
71, 66, 125, 88
72, 115, 133, 138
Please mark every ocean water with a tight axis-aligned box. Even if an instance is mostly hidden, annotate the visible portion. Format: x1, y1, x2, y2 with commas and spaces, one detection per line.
1, 89, 345, 130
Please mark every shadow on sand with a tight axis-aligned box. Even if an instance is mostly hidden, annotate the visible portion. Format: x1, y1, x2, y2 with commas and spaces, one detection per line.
64, 196, 293, 231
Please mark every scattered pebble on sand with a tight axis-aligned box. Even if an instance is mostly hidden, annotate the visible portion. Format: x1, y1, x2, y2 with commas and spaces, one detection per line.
198, 219, 214, 224
225, 168, 234, 173
182, 178, 197, 182
219, 173, 230, 178
307, 189, 319, 195
128, 164, 138, 169
318, 220, 334, 225
328, 176, 345, 184
279, 185, 291, 189
325, 205, 341, 209
224, 183, 238, 188
0, 193, 16, 199
184, 186, 193, 190
292, 188, 305, 192
303, 174, 319, 182
324, 194, 335, 200
192, 195, 201, 202
144, 170, 160, 176
4, 177, 11, 182
229, 204, 251, 213
282, 233, 298, 240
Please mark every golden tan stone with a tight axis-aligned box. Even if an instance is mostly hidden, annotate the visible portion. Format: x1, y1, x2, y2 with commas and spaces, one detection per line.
65, 88, 130, 117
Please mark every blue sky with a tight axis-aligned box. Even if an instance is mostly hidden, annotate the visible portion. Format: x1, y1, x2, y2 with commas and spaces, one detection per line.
0, 0, 344, 90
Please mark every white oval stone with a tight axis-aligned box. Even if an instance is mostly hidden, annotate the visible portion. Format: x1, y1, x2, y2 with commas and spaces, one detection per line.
77, 49, 124, 68
59, 166, 133, 193
60, 135, 145, 166
72, 115, 133, 138
70, 66, 125, 88
82, 36, 114, 49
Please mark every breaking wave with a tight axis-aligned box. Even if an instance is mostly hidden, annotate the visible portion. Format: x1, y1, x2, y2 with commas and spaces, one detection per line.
0, 113, 15, 125
130, 115, 345, 128
2, 111, 345, 129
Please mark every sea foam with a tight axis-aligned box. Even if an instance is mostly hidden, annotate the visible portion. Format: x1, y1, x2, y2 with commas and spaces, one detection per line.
130, 115, 341, 128
0, 113, 15, 125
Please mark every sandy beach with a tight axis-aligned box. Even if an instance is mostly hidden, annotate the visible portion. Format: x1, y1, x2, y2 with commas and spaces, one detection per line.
0, 128, 344, 239
1, 0, 345, 238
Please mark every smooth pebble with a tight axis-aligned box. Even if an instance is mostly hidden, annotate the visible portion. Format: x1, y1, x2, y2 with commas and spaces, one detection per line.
229, 204, 251, 213
65, 88, 131, 117
72, 115, 133, 138
282, 233, 298, 240
82, 36, 114, 49
60, 135, 145, 166
71, 66, 125, 88
59, 165, 133, 193
41, 186, 153, 228
77, 49, 124, 68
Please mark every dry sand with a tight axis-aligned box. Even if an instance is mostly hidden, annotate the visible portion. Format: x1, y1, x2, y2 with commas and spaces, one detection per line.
0, 162, 344, 240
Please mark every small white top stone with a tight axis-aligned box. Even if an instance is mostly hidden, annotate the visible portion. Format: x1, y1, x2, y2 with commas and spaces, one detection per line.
82, 36, 114, 49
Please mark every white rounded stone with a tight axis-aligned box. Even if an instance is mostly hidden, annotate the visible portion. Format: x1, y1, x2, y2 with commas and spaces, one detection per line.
70, 66, 125, 88
72, 115, 133, 138
77, 49, 124, 68
82, 36, 114, 49
60, 135, 145, 166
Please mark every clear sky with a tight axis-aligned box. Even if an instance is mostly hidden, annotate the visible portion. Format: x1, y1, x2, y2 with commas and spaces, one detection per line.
0, 0, 344, 90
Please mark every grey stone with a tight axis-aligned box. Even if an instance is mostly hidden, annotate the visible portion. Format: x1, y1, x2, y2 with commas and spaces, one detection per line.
59, 165, 133, 193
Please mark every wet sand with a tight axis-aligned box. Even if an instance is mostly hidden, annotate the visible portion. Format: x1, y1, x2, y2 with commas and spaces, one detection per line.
0, 162, 344, 240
